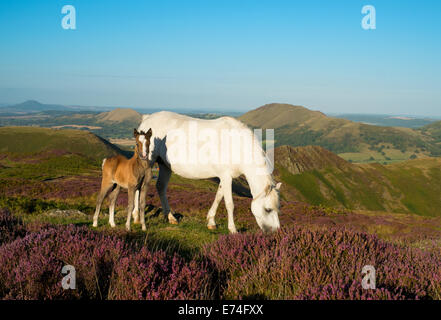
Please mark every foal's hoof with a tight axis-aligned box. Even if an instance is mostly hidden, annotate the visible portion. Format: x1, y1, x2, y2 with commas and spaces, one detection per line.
168, 213, 179, 225
207, 224, 217, 230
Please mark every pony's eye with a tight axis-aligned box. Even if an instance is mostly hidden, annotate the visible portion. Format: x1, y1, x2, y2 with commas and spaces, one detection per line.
265, 208, 272, 213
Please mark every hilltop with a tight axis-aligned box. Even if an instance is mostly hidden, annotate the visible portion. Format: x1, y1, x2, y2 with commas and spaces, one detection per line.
96, 108, 142, 124
239, 103, 441, 162
273, 145, 441, 217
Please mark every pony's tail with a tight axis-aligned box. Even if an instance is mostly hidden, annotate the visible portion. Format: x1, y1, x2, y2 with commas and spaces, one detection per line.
101, 158, 107, 170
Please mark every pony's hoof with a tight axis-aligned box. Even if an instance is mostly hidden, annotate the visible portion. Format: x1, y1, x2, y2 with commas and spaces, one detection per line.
207, 224, 217, 230
168, 213, 179, 225
142, 225, 146, 231
92, 222, 98, 228
125, 225, 131, 232
110, 224, 116, 228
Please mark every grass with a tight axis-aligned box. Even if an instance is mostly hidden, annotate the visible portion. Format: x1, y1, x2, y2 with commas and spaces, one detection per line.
0, 154, 99, 180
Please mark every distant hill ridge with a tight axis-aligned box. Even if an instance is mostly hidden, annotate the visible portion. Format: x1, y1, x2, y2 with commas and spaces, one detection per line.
96, 108, 142, 124
240, 103, 441, 158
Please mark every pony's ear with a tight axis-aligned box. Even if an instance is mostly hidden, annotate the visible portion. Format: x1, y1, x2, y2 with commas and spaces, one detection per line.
146, 128, 152, 138
275, 182, 282, 191
133, 128, 139, 137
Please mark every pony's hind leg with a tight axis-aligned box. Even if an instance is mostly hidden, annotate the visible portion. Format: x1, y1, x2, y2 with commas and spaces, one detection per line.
138, 180, 149, 231
93, 181, 114, 227
125, 186, 136, 231
108, 184, 120, 227
207, 182, 224, 230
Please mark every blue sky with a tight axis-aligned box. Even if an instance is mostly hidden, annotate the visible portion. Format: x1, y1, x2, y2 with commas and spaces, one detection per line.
0, 0, 440, 116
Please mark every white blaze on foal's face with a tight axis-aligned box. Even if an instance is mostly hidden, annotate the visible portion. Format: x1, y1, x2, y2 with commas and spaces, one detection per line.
134, 128, 152, 160
138, 135, 147, 158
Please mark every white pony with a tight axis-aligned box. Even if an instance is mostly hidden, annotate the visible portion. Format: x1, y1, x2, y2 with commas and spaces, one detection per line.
137, 111, 281, 233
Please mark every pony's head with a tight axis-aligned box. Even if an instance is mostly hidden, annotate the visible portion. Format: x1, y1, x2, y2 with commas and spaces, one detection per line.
134, 128, 152, 160
251, 182, 281, 232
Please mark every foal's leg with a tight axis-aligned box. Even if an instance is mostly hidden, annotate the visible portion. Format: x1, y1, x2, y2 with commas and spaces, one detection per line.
93, 181, 113, 227
207, 182, 224, 230
125, 186, 136, 232
156, 163, 177, 223
132, 190, 140, 224
139, 171, 152, 231
221, 176, 237, 234
108, 185, 120, 228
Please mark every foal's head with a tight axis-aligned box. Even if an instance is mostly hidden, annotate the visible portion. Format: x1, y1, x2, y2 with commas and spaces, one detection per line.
134, 128, 152, 160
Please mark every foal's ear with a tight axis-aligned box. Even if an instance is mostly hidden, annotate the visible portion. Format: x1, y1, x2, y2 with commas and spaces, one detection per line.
133, 128, 139, 137
146, 128, 152, 138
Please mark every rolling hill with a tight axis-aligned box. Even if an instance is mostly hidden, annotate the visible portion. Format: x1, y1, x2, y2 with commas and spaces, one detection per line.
0, 126, 121, 160
0, 127, 124, 180
419, 121, 441, 142
96, 108, 142, 124
239, 103, 441, 162
274, 145, 441, 217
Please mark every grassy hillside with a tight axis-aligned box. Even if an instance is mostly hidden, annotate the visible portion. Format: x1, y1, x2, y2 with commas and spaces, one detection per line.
239, 103, 441, 161
275, 145, 441, 217
420, 120, 441, 142
0, 126, 121, 159
0, 127, 123, 179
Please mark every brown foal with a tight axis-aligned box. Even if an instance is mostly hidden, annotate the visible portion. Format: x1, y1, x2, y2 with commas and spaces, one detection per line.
93, 128, 153, 231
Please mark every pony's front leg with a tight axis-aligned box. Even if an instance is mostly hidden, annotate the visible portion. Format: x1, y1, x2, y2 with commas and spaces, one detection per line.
132, 190, 140, 224
156, 163, 178, 224
207, 182, 224, 230
125, 186, 136, 232
93, 181, 113, 228
221, 176, 237, 234
107, 185, 120, 227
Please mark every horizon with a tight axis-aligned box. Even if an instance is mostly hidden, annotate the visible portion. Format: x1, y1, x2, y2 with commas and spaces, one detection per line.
2, 99, 441, 120
1, 1, 440, 116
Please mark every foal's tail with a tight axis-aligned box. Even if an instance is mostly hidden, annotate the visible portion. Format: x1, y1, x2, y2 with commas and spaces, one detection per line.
102, 158, 107, 170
